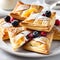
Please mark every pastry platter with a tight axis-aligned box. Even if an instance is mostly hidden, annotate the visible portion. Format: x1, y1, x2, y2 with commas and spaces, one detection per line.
0, 0, 60, 58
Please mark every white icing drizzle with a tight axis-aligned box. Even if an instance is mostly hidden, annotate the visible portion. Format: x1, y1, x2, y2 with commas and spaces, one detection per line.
26, 13, 40, 20
11, 34, 26, 47
15, 33, 28, 43
16, 5, 29, 11
40, 11, 45, 15
15, 34, 26, 41
42, 20, 48, 26
54, 25, 60, 31
33, 37, 48, 44
21, 30, 30, 36
2, 23, 12, 27
37, 15, 50, 20
37, 11, 50, 20
33, 15, 49, 26
0, 21, 6, 26
15, 34, 24, 41
26, 11, 50, 21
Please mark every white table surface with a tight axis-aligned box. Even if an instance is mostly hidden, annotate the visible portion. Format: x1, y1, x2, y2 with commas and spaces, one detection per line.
0, 0, 60, 60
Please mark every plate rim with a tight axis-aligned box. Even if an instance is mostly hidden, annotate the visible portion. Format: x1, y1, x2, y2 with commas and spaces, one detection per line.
0, 39, 60, 58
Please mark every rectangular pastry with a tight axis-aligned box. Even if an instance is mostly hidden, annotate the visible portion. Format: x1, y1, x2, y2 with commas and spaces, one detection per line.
10, 1, 43, 20
0, 15, 23, 40
23, 30, 54, 54
53, 26, 60, 40
21, 11, 56, 32
7, 27, 31, 50
0, 18, 12, 40
53, 19, 60, 40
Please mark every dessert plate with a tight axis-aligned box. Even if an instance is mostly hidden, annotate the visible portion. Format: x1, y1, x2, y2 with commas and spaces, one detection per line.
0, 0, 60, 58
0, 15, 60, 58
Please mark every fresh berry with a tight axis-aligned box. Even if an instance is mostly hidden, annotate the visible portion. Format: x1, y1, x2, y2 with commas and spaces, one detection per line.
10, 17, 14, 22
4, 16, 10, 22
27, 33, 33, 38
55, 19, 60, 26
26, 33, 33, 40
26, 36, 33, 40
26, 35, 29, 39
41, 31, 47, 36
42, 14, 46, 16
33, 31, 39, 38
11, 20, 19, 27
45, 11, 51, 17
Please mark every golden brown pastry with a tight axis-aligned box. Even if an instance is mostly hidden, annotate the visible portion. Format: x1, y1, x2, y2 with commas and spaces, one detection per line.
23, 31, 54, 54
10, 1, 43, 20
0, 18, 12, 40
0, 16, 22, 40
21, 11, 56, 32
7, 27, 31, 50
53, 26, 60, 40
53, 19, 60, 40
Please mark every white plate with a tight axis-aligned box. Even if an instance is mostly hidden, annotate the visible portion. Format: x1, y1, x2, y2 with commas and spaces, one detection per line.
0, 15, 60, 58
0, 40, 60, 58
0, 0, 60, 58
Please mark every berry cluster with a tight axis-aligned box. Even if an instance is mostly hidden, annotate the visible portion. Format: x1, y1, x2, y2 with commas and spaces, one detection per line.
4, 16, 19, 27
26, 31, 47, 40
42, 10, 51, 17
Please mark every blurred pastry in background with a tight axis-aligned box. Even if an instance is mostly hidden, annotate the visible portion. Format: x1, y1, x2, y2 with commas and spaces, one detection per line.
53, 19, 60, 40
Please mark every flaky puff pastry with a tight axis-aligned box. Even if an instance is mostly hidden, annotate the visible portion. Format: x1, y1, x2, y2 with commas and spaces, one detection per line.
21, 12, 56, 32
0, 18, 24, 40
10, 1, 43, 20
53, 26, 60, 40
0, 18, 12, 40
23, 31, 54, 54
7, 27, 30, 50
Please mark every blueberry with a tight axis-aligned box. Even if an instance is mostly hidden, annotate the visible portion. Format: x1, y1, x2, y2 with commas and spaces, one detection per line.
45, 11, 51, 17
4, 16, 10, 22
26, 35, 29, 39
11, 20, 19, 27
33, 31, 39, 38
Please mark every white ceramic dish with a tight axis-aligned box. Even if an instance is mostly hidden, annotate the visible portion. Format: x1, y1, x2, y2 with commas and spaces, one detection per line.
0, 39, 60, 58
0, 14, 60, 58
0, 0, 60, 58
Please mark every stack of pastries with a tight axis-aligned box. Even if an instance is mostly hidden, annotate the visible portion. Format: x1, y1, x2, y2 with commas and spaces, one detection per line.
0, 1, 60, 55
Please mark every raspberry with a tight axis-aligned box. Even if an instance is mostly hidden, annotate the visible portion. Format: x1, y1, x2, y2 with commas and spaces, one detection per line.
27, 33, 33, 38
10, 17, 14, 22
55, 19, 60, 26
42, 14, 46, 16
41, 31, 47, 36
